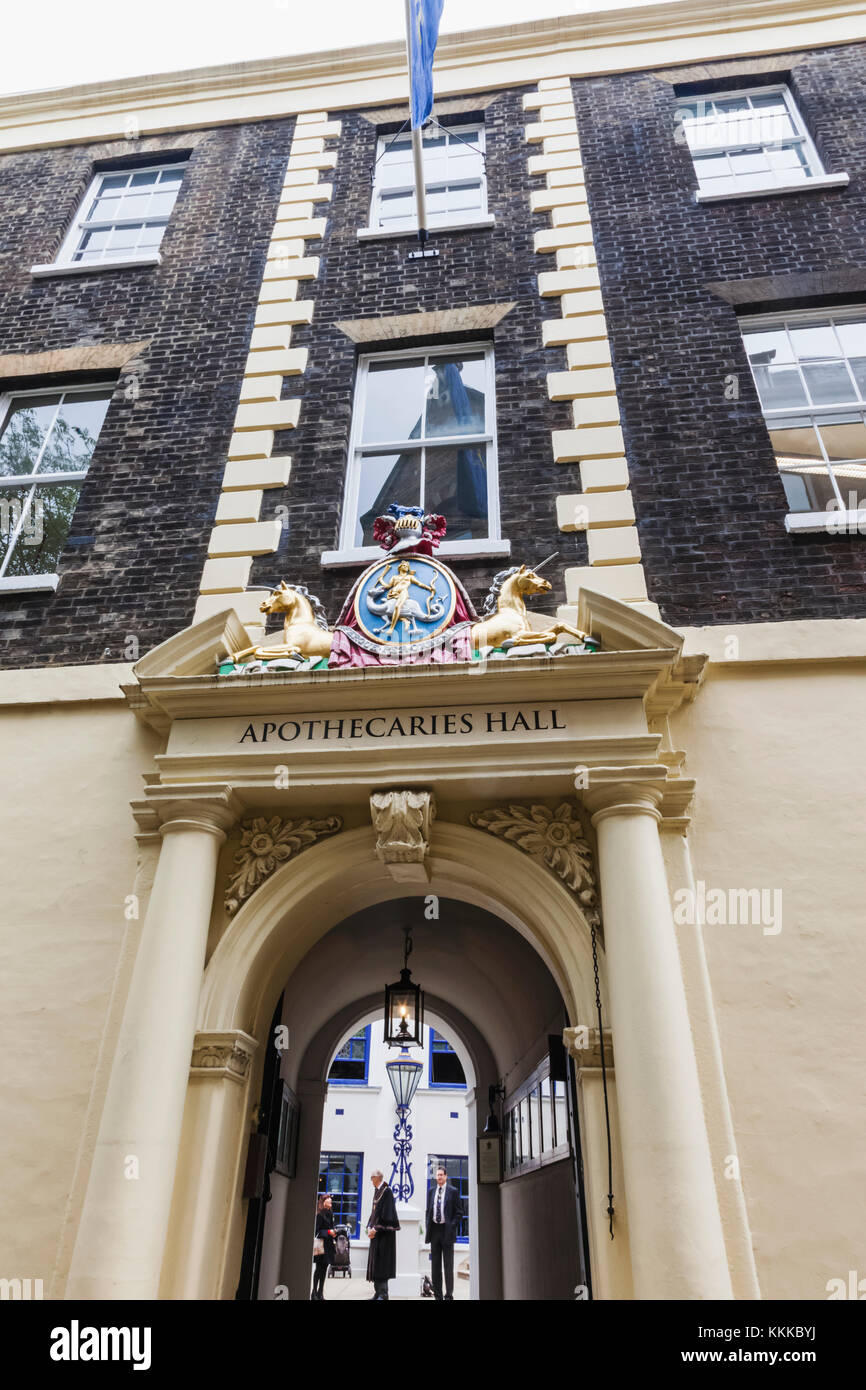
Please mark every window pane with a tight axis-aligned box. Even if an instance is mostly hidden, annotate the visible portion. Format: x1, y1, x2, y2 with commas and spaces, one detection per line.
802, 362, 857, 406
424, 355, 486, 437
752, 365, 807, 411
39, 390, 112, 474
423, 444, 488, 539
836, 322, 866, 397
89, 194, 123, 221
446, 183, 483, 214
540, 1077, 552, 1152
362, 360, 425, 443
730, 151, 770, 175
693, 153, 730, 182
319, 1152, 363, 1237
356, 449, 422, 546
99, 172, 129, 190
137, 222, 167, 249
819, 418, 866, 462
328, 1028, 368, 1082
766, 145, 808, 176
106, 226, 140, 252
5, 482, 82, 575
148, 193, 177, 218
120, 193, 152, 218
0, 485, 30, 565
518, 1097, 530, 1161
744, 328, 795, 365
430, 1029, 466, 1086
0, 396, 62, 477
789, 324, 838, 360
836, 320, 866, 360
378, 189, 415, 227
129, 169, 160, 187
531, 1085, 544, 1154
770, 422, 837, 511
78, 229, 110, 254
553, 1080, 567, 1150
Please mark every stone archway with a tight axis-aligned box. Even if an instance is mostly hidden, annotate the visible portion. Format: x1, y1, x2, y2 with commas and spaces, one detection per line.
261, 993, 499, 1302
160, 822, 608, 1299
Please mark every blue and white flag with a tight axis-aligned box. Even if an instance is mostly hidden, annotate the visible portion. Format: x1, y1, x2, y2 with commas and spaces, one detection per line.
408, 0, 445, 129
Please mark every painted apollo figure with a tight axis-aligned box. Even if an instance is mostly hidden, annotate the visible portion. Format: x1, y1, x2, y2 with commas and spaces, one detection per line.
365, 1169, 401, 1300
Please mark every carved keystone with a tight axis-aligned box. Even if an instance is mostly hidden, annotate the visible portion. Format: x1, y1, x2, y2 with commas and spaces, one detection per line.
370, 789, 437, 882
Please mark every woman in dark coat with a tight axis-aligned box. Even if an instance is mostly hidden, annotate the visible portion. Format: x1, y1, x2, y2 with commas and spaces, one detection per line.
312, 1194, 337, 1299
365, 1169, 400, 1300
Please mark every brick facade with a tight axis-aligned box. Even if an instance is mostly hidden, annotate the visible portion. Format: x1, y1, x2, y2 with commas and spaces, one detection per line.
249, 87, 580, 627
4, 42, 866, 667
0, 119, 294, 668
572, 43, 866, 625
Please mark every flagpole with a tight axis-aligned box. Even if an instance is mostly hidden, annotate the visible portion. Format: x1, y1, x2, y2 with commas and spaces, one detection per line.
403, 0, 429, 244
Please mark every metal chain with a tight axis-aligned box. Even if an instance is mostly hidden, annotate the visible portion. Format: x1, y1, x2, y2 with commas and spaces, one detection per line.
590, 917, 615, 1239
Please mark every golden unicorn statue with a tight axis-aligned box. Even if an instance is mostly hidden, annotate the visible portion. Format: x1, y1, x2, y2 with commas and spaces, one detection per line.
228, 581, 333, 664
470, 564, 592, 651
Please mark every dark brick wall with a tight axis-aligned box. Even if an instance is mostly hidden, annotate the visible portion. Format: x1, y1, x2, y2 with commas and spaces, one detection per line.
572, 43, 866, 625
250, 87, 581, 625
0, 119, 294, 668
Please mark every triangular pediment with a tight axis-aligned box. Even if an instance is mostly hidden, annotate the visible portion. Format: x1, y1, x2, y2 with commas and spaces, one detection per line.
132, 608, 248, 679
576, 588, 683, 654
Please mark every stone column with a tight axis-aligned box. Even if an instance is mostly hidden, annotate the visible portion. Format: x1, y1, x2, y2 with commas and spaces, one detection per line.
160, 1029, 259, 1299
582, 767, 732, 1299
66, 785, 240, 1300
564, 1025, 633, 1300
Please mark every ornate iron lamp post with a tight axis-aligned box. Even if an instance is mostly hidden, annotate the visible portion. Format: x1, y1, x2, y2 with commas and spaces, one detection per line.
385, 1047, 424, 1200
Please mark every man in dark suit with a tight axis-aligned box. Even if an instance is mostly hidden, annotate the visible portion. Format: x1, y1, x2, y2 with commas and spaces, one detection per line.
425, 1165, 465, 1301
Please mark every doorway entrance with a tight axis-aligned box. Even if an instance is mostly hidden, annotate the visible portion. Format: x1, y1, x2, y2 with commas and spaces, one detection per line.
242, 898, 592, 1300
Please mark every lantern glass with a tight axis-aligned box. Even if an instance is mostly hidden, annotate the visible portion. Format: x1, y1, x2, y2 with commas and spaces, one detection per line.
384, 969, 424, 1048
385, 1051, 424, 1108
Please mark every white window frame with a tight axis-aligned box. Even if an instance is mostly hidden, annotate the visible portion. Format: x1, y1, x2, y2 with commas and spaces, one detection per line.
326, 341, 507, 567
31, 160, 187, 277
741, 305, 866, 535
680, 83, 849, 203
358, 123, 494, 240
0, 383, 112, 592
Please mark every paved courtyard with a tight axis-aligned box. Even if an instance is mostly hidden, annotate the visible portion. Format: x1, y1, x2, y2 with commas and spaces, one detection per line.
317, 1264, 471, 1301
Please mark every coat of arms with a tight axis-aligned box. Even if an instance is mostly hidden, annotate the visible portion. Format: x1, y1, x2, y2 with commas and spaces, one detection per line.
220, 503, 599, 674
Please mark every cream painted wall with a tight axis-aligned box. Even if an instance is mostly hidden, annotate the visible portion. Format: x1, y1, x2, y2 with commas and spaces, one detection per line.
0, 689, 160, 1293
671, 658, 866, 1300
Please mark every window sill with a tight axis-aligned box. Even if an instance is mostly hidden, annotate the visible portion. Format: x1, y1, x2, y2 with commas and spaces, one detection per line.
321, 538, 511, 569
325, 1083, 381, 1093
30, 252, 162, 278
0, 573, 59, 594
695, 172, 849, 204
356, 214, 496, 241
785, 509, 866, 534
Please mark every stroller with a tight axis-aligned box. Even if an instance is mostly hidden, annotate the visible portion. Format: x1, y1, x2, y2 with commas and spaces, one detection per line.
328, 1223, 352, 1278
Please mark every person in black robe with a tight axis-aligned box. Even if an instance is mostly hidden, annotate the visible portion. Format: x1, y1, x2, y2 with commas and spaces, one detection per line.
365, 1169, 400, 1300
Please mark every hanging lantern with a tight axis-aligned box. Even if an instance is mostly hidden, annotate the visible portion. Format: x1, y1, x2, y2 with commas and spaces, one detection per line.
383, 925, 425, 1048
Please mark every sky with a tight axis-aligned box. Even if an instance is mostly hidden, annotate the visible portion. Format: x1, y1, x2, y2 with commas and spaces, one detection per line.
0, 0, 670, 99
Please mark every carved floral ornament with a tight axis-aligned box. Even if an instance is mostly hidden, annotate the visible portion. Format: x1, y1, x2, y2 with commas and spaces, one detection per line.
469, 801, 600, 928
225, 815, 342, 915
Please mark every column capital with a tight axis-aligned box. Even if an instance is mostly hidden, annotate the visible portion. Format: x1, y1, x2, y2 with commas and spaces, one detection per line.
131, 783, 244, 841
564, 1024, 614, 1072
578, 765, 694, 828
190, 1030, 259, 1084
